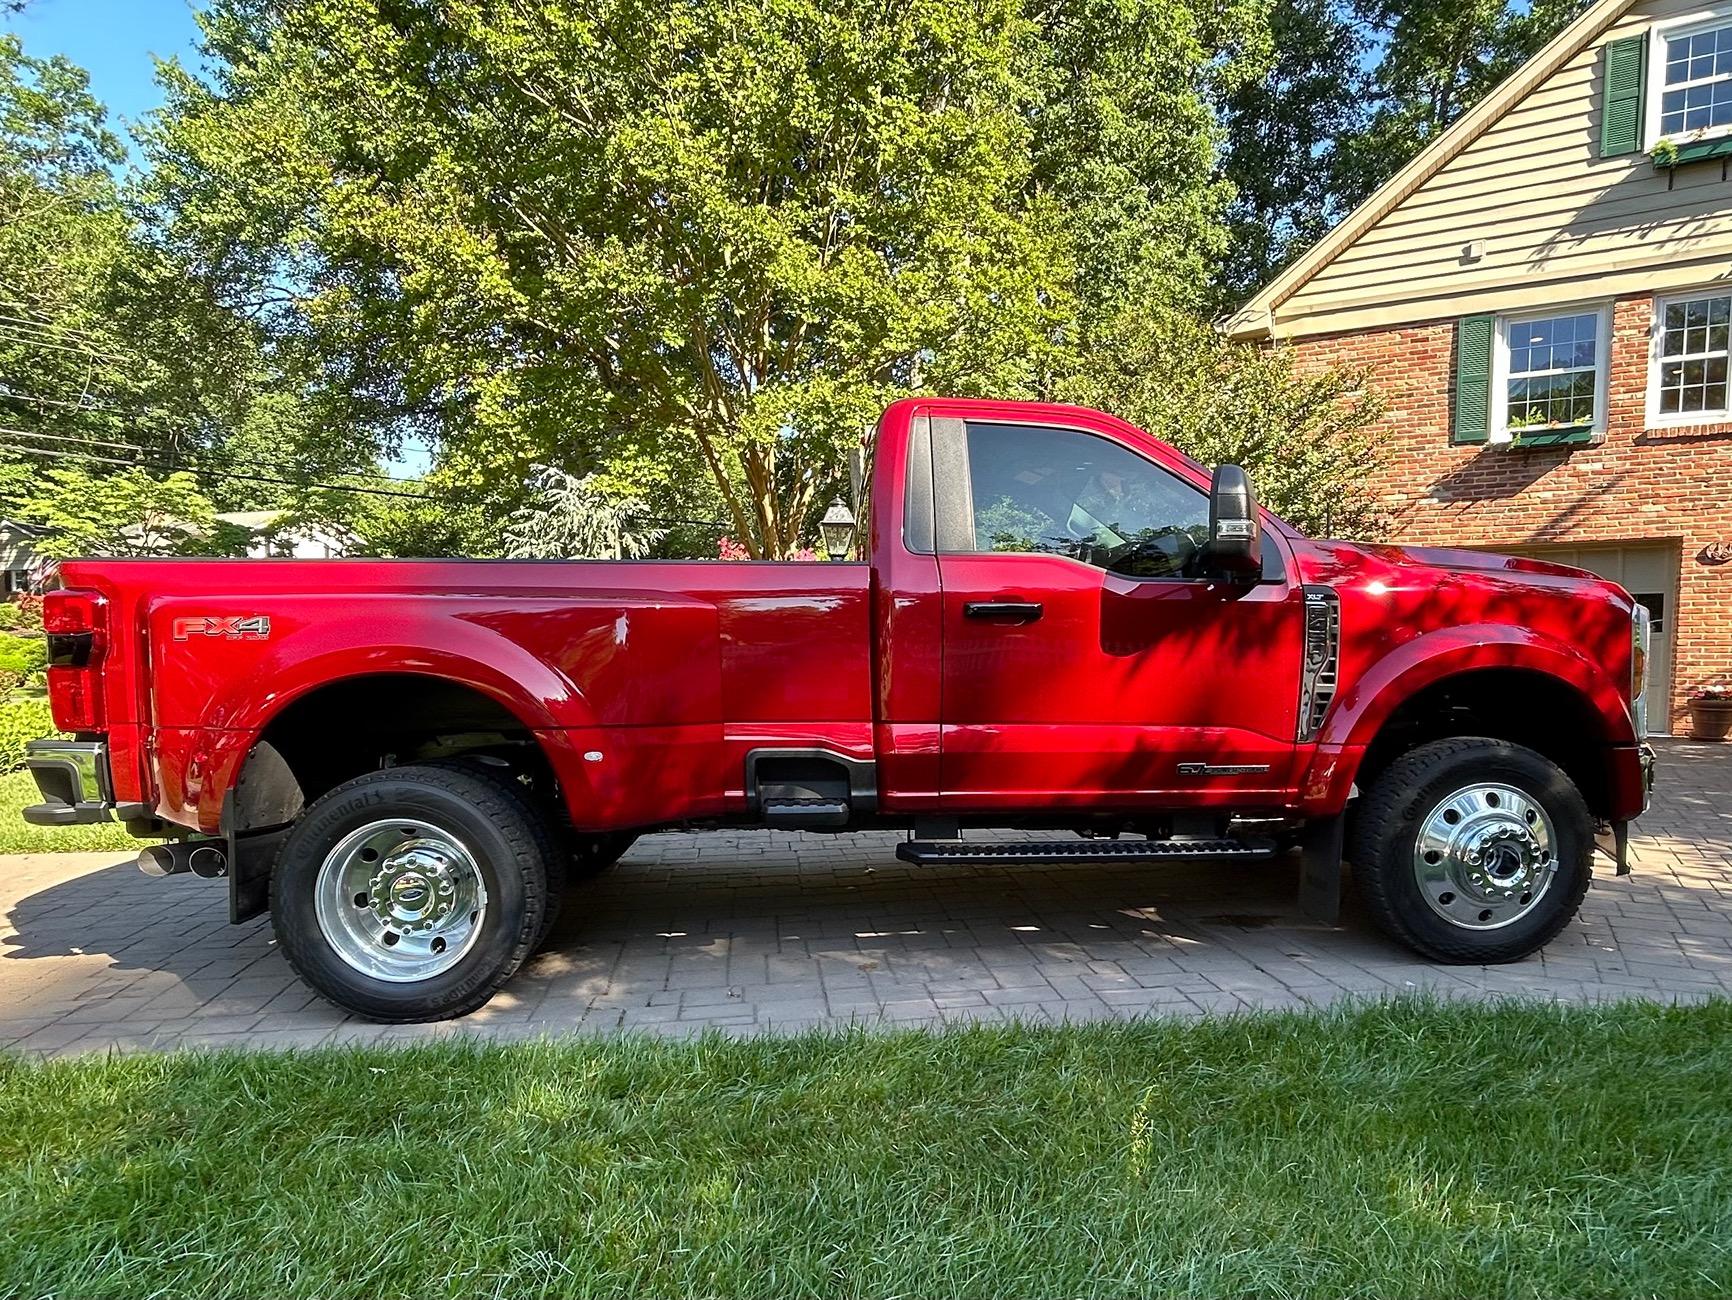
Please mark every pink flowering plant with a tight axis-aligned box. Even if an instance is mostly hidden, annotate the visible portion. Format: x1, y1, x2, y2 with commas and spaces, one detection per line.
717, 537, 817, 561
1691, 681, 1732, 703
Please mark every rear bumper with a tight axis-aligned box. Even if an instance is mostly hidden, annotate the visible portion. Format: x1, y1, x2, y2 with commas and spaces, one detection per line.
22, 739, 150, 826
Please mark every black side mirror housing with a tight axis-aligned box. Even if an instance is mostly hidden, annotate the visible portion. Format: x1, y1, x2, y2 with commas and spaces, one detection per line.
1207, 463, 1262, 580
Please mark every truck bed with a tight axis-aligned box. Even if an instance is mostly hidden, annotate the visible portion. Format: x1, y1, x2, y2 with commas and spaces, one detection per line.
56, 558, 875, 834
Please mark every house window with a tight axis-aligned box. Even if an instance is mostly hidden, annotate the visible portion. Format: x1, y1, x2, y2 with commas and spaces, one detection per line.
1493, 307, 1609, 440
1652, 291, 1732, 421
1648, 14, 1732, 145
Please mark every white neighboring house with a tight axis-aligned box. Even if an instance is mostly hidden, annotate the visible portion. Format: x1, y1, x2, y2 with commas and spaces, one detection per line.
116, 509, 363, 559
0, 518, 48, 593
215, 511, 361, 559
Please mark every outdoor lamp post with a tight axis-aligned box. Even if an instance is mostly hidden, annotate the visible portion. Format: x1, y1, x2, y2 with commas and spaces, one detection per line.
820, 498, 856, 561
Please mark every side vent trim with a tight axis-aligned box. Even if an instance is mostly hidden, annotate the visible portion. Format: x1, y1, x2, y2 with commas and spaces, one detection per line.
1298, 585, 1340, 743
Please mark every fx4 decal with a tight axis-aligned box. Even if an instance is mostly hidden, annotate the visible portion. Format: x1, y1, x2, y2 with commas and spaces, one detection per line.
173, 615, 272, 642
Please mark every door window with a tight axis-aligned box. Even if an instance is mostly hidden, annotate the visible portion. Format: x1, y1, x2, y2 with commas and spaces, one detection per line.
963, 422, 1209, 579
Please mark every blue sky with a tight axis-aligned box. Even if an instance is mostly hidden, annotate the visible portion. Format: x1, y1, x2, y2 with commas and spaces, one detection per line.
4, 0, 204, 136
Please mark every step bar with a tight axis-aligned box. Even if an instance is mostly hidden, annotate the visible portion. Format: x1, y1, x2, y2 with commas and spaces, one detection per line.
896, 837, 1277, 866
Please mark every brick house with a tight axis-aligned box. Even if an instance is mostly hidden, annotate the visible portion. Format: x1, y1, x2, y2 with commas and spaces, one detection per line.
1226, 0, 1732, 734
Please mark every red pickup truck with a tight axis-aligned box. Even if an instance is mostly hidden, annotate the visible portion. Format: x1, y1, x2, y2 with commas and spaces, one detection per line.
22, 398, 1654, 1021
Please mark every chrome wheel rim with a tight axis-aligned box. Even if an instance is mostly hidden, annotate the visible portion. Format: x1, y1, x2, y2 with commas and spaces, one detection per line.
1413, 783, 1558, 931
314, 819, 488, 982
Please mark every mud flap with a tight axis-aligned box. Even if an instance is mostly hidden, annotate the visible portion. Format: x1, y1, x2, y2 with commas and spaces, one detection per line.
1298, 814, 1344, 924
1595, 820, 1632, 876
223, 790, 291, 924
1295, 813, 1344, 927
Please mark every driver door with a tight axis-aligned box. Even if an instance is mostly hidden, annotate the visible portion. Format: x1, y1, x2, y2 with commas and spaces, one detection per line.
936, 417, 1305, 812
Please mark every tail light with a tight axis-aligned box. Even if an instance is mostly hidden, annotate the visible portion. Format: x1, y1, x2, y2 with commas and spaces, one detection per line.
43, 589, 107, 732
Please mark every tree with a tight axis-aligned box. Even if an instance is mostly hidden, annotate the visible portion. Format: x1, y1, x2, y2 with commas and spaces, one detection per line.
1219, 0, 1368, 296
1060, 310, 1386, 536
14, 465, 220, 556
147, 0, 1266, 557
502, 467, 665, 560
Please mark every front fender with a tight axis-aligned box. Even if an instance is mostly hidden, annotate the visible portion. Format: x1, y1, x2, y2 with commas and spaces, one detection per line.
1296, 626, 1637, 813
1324, 626, 1636, 752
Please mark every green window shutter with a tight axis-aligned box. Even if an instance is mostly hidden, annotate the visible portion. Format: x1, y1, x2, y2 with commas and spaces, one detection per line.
1601, 36, 1646, 157
1453, 313, 1495, 445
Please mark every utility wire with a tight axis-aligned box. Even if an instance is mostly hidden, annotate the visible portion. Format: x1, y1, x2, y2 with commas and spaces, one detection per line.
0, 323, 129, 362
0, 438, 451, 502
0, 437, 730, 530
0, 311, 104, 343
0, 419, 433, 486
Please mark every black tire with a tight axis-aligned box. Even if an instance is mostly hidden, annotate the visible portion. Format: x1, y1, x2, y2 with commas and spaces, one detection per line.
270, 763, 556, 1022
422, 756, 567, 944
1347, 737, 1593, 964
568, 831, 638, 881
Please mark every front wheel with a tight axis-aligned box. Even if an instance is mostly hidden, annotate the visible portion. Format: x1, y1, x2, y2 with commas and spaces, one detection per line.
1347, 737, 1593, 964
270, 763, 556, 1022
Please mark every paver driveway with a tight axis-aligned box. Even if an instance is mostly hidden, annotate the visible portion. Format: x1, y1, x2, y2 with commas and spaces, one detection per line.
2, 740, 1729, 1054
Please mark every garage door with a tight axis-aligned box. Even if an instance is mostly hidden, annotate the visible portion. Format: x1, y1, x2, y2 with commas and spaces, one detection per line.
1501, 542, 1677, 736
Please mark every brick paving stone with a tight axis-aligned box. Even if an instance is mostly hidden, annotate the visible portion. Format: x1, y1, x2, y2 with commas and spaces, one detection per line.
3, 739, 1730, 1054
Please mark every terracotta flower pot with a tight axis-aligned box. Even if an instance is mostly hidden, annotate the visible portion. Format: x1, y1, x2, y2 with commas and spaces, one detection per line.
1689, 698, 1732, 741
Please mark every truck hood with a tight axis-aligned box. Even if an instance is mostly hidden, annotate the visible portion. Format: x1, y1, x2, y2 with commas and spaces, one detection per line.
1290, 537, 1633, 607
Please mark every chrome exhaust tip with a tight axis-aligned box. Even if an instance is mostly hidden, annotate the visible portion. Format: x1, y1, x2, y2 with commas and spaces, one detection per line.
188, 845, 229, 879
137, 845, 188, 877
138, 842, 229, 878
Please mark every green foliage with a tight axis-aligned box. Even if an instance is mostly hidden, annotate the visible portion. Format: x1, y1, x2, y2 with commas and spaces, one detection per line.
0, 694, 51, 773
0, 631, 45, 678
13, 465, 222, 557
503, 467, 666, 560
1219, 0, 1368, 296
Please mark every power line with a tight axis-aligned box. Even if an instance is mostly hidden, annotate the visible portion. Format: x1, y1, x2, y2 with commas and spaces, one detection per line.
0, 312, 104, 343
0, 419, 432, 487
0, 389, 155, 418
0, 323, 125, 362
0, 437, 453, 502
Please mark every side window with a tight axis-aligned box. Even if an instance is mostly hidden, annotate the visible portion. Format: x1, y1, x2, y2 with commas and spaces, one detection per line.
963, 421, 1210, 579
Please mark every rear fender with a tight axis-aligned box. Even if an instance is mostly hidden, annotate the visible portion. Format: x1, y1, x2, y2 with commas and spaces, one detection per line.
145, 592, 725, 832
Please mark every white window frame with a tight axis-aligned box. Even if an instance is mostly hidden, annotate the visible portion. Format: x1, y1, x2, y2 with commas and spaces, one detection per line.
1647, 287, 1732, 426
1490, 303, 1612, 442
1645, 8, 1732, 149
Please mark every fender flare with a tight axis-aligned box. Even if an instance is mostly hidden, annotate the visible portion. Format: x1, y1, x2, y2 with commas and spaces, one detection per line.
215, 655, 601, 840
1299, 627, 1636, 809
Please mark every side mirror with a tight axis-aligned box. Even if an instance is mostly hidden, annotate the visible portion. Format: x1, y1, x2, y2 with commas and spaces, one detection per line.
1207, 463, 1262, 579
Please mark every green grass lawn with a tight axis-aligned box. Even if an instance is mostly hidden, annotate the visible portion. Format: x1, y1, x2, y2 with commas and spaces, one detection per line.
0, 768, 148, 854
3, 1000, 1731, 1297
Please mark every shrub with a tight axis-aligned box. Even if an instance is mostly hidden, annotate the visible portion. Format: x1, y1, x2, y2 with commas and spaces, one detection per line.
0, 696, 54, 773
0, 632, 47, 679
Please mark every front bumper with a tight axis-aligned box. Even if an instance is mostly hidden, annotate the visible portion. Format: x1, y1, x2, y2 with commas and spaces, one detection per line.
1595, 742, 1656, 875
22, 739, 149, 826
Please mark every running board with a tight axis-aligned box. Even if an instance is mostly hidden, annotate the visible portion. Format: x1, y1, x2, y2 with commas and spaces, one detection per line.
896, 837, 1276, 865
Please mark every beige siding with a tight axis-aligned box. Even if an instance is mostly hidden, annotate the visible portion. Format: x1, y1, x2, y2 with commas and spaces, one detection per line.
1273, 0, 1732, 338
